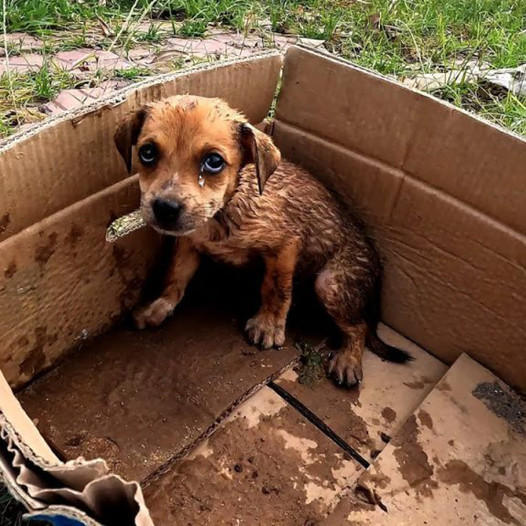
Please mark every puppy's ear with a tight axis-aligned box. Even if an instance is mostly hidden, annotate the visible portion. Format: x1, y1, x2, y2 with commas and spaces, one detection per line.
240, 123, 281, 195
114, 107, 148, 173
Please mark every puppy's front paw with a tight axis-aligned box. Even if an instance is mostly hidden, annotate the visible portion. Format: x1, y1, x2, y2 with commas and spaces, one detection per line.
245, 312, 285, 349
134, 297, 175, 329
328, 351, 363, 388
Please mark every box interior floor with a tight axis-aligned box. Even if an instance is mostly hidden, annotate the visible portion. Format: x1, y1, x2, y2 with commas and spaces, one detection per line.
1, 47, 525, 525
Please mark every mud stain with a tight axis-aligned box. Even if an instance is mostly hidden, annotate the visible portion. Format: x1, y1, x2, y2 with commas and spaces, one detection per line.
19, 327, 48, 377
17, 335, 29, 347
403, 380, 425, 390
438, 459, 526, 525
0, 213, 10, 234
4, 260, 17, 278
381, 407, 396, 424
144, 406, 352, 525
392, 415, 437, 498
473, 382, 525, 434
35, 232, 58, 271
65, 223, 84, 249
418, 409, 434, 431
112, 245, 143, 310
438, 380, 452, 392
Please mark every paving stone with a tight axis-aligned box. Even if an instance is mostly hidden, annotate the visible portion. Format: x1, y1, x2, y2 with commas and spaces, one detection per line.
5, 32, 43, 51
41, 80, 130, 116
271, 33, 299, 50
127, 47, 153, 61
53, 49, 95, 69
0, 53, 44, 74
298, 37, 326, 49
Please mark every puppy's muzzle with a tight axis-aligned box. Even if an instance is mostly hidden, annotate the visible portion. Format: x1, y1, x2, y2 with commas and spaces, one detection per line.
152, 197, 182, 230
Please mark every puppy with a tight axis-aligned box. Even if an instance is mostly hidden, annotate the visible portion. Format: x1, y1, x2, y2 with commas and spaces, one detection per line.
114, 95, 411, 387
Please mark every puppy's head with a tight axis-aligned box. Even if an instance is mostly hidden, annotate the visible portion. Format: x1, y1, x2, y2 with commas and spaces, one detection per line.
114, 95, 281, 236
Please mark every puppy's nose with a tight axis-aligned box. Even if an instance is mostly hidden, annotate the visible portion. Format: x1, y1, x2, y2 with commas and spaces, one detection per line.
152, 198, 182, 229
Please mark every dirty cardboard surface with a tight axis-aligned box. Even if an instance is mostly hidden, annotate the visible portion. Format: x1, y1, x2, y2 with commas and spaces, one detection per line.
276, 324, 447, 461
0, 53, 281, 241
144, 386, 363, 525
323, 354, 526, 525
18, 268, 298, 482
0, 176, 159, 388
273, 46, 526, 389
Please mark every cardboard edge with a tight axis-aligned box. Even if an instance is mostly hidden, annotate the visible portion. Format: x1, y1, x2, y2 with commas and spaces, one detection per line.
0, 366, 154, 525
0, 50, 283, 154
282, 45, 526, 145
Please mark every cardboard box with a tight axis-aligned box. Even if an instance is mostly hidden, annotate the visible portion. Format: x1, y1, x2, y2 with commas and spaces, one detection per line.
0, 46, 524, 524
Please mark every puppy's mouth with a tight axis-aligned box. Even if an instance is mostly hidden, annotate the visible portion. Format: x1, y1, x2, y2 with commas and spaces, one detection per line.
149, 223, 196, 237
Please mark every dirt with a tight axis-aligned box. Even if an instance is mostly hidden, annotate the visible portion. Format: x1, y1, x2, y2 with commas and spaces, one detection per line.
18, 326, 55, 377
3, 261, 16, 278
34, 231, 58, 271
0, 213, 10, 234
418, 409, 434, 431
18, 291, 297, 482
65, 223, 84, 248
438, 459, 526, 525
403, 380, 426, 390
392, 415, 437, 498
144, 403, 359, 525
381, 407, 396, 424
437, 380, 452, 392
472, 382, 525, 434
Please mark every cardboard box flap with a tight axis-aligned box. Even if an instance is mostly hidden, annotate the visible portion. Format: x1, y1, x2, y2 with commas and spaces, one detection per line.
323, 353, 526, 524
276, 45, 526, 234
0, 371, 154, 525
0, 51, 281, 242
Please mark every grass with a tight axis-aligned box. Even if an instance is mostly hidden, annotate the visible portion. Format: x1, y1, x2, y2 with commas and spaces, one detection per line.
0, 0, 524, 137
0, 485, 25, 526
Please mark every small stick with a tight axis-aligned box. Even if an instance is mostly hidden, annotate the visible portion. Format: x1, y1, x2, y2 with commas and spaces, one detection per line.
106, 209, 146, 242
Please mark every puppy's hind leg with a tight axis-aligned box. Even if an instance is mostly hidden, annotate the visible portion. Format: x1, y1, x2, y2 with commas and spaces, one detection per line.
314, 253, 372, 387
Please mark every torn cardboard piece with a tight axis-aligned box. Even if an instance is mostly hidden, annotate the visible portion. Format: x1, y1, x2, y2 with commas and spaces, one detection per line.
324, 354, 526, 525
0, 371, 153, 525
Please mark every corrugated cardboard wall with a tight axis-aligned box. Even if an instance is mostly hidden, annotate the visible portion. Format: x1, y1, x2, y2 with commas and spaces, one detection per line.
274, 46, 526, 389
0, 52, 282, 242
0, 54, 282, 387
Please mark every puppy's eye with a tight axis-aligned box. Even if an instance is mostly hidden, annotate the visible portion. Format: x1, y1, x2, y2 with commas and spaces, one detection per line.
202, 153, 225, 174
138, 143, 157, 165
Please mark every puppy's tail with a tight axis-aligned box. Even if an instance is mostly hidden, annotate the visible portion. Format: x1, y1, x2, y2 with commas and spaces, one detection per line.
364, 276, 413, 363
365, 328, 413, 363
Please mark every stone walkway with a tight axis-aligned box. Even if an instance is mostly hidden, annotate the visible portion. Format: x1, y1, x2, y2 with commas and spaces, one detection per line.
1, 25, 325, 138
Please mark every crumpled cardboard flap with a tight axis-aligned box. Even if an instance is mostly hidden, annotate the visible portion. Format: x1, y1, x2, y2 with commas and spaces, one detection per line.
0, 370, 154, 525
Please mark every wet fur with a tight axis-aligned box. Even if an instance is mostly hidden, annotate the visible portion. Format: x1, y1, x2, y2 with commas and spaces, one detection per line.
114, 95, 411, 388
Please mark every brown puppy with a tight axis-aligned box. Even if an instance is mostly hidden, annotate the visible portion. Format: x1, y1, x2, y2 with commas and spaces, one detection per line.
114, 95, 411, 387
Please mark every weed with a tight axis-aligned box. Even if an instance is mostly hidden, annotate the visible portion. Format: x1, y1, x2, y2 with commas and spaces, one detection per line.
295, 341, 329, 387
114, 65, 151, 79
